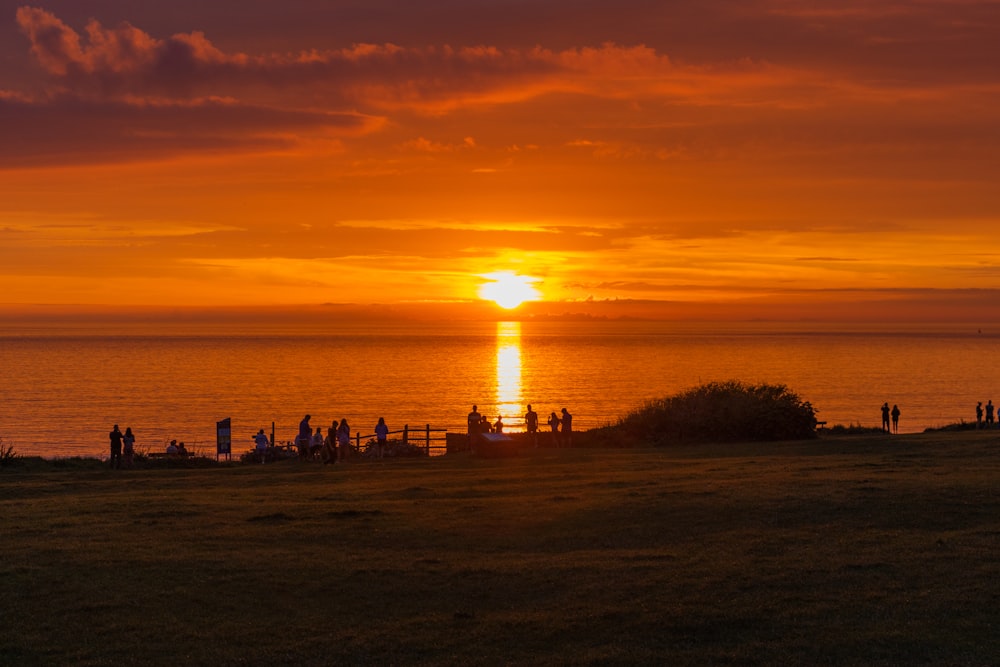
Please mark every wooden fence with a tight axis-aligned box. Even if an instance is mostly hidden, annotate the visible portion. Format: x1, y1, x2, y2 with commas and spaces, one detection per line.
351, 424, 449, 457
271, 424, 449, 458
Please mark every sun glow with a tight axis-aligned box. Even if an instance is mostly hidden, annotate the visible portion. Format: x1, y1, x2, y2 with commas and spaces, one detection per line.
478, 272, 541, 309
496, 321, 523, 422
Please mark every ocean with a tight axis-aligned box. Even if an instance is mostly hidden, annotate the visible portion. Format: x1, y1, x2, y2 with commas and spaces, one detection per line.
1, 320, 996, 458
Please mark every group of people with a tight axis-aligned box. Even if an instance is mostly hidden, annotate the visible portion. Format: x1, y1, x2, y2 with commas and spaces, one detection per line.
975, 400, 995, 428
467, 404, 573, 448
253, 414, 392, 463
880, 402, 901, 433
109, 424, 194, 467
298, 414, 356, 463
108, 424, 136, 468
165, 440, 188, 456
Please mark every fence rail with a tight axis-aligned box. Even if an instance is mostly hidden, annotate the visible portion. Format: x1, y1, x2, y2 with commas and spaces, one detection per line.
351, 424, 449, 457
269, 423, 449, 457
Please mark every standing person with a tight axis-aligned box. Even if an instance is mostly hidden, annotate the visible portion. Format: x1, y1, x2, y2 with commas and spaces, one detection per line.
298, 414, 312, 459
374, 417, 389, 459
122, 427, 135, 468
323, 423, 338, 465
311, 426, 324, 460
976, 402, 984, 428
547, 411, 561, 447
560, 407, 573, 448
987, 400, 995, 428
337, 418, 352, 461
253, 428, 270, 463
467, 404, 482, 448
524, 404, 539, 448
109, 424, 124, 469
881, 402, 891, 432
493, 415, 504, 434
891, 405, 900, 434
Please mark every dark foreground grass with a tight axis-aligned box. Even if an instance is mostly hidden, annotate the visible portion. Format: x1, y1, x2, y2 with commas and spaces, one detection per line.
3, 432, 1000, 665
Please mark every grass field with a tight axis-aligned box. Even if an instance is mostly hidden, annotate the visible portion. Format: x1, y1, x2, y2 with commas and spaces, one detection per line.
3, 431, 1000, 665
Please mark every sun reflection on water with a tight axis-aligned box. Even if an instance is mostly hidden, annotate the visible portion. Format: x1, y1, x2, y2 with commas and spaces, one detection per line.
495, 321, 522, 429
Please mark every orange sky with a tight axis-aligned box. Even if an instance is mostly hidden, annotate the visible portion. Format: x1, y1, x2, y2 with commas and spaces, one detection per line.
2, 2, 1000, 320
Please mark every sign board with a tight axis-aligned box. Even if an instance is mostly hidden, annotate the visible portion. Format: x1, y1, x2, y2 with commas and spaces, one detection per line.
216, 417, 232, 460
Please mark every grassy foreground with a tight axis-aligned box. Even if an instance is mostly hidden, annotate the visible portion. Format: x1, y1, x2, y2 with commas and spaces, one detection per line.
3, 432, 1000, 665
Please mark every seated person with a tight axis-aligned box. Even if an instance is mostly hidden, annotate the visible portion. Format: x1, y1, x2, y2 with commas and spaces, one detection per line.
166, 440, 179, 455
177, 442, 188, 456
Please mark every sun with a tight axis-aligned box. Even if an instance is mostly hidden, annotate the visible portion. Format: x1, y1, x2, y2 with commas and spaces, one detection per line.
478, 271, 541, 309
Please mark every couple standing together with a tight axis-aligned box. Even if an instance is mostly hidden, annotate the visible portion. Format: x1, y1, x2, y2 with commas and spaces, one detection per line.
542, 406, 573, 448
880, 402, 900, 433
108, 424, 135, 468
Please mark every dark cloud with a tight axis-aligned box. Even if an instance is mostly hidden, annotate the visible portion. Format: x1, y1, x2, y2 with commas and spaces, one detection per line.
0, 93, 373, 167
15, 6, 565, 103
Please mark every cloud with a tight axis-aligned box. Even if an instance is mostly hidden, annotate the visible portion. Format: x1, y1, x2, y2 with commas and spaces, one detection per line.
16, 3, 997, 175
16, 7, 229, 79
0, 92, 377, 168
14, 5, 818, 112
398, 136, 475, 153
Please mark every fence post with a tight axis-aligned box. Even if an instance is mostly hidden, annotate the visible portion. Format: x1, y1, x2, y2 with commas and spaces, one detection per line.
355, 431, 360, 455
403, 424, 408, 446
426, 424, 431, 456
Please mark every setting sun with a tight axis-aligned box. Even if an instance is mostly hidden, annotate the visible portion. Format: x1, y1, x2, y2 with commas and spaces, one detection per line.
478, 272, 541, 309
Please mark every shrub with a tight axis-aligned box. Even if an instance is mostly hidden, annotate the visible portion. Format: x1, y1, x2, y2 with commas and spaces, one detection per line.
361, 438, 427, 458
923, 420, 979, 433
616, 380, 817, 445
0, 438, 20, 467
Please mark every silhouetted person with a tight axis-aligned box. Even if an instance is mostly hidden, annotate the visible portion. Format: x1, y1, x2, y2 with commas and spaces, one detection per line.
123, 427, 135, 468
298, 414, 312, 458
561, 408, 573, 447
253, 428, 269, 463
109, 424, 124, 469
166, 439, 179, 455
881, 402, 891, 432
177, 442, 188, 456
480, 415, 492, 433
524, 404, 539, 447
337, 418, 351, 461
467, 404, 482, 448
891, 404, 900, 434
323, 423, 337, 465
987, 400, 995, 428
548, 411, 561, 447
976, 402, 984, 428
375, 417, 389, 459
311, 426, 324, 459
494, 415, 504, 434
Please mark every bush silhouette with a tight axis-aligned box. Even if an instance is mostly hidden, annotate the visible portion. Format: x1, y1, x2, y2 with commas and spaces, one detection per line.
617, 380, 817, 444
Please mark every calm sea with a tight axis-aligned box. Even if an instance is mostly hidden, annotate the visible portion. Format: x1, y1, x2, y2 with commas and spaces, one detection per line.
1, 320, 996, 458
